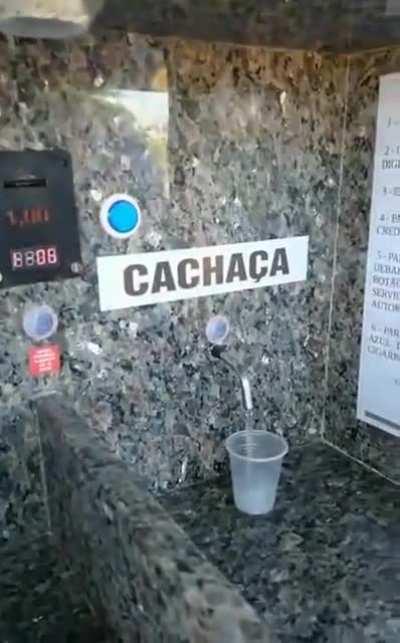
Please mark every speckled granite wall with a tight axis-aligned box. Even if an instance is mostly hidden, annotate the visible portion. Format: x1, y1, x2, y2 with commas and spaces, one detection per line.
0, 34, 348, 537
153, 43, 345, 474
324, 49, 400, 484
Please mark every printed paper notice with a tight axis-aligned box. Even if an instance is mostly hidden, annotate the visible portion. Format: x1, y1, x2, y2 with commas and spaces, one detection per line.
357, 73, 400, 436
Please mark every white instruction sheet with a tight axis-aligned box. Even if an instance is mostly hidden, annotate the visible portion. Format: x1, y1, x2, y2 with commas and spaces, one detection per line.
357, 73, 400, 437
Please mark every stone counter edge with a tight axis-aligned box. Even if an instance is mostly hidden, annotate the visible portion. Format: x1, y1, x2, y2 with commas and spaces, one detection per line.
37, 394, 273, 643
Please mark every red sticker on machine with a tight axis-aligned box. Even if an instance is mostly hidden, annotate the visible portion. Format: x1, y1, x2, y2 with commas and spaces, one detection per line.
28, 344, 61, 377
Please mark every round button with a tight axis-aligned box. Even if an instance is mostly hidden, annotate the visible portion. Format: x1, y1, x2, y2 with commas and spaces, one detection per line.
108, 200, 139, 234
100, 194, 142, 239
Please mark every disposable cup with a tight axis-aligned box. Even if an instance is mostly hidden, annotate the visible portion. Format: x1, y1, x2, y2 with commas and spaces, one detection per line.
225, 430, 288, 515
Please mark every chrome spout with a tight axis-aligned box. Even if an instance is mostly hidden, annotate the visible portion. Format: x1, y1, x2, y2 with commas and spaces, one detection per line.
210, 345, 253, 412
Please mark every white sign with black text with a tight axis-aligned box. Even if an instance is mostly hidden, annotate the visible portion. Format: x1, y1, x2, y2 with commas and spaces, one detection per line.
357, 73, 400, 437
97, 236, 309, 312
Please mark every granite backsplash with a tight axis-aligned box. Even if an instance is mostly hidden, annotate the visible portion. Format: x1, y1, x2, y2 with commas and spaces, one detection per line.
0, 33, 350, 540
0, 31, 398, 541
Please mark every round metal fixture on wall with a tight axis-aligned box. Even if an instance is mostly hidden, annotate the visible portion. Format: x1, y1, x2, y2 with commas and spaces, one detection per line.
206, 315, 230, 345
22, 304, 58, 342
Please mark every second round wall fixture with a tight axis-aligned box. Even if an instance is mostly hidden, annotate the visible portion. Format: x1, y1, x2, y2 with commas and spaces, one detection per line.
23, 304, 58, 341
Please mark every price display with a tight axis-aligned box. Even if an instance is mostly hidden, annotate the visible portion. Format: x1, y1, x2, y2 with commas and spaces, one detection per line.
0, 149, 81, 289
6, 208, 50, 228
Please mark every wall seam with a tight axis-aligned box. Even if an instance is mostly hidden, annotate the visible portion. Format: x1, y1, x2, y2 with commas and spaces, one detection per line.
321, 54, 351, 437
321, 436, 400, 486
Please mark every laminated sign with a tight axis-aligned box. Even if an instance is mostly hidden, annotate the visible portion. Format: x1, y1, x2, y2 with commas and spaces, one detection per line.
97, 237, 309, 312
357, 73, 400, 436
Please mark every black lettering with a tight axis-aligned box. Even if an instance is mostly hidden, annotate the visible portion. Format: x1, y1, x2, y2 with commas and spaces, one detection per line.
249, 251, 268, 282
124, 264, 148, 296
383, 159, 400, 170
226, 253, 247, 283
203, 255, 224, 286
177, 258, 200, 289
270, 248, 289, 276
152, 261, 176, 293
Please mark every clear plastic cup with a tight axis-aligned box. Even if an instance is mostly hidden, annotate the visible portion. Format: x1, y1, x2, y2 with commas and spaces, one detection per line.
225, 430, 288, 515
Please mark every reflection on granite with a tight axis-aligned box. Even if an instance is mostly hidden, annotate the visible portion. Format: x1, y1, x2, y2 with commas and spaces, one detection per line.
38, 395, 273, 643
0, 536, 108, 642
325, 48, 400, 484
96, 0, 400, 53
159, 442, 400, 643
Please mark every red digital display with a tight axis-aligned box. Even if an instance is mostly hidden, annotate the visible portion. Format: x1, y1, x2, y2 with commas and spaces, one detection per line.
10, 245, 59, 271
6, 208, 51, 229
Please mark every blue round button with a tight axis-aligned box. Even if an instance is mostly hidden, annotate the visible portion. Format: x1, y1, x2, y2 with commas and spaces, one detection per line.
100, 194, 142, 239
108, 200, 140, 234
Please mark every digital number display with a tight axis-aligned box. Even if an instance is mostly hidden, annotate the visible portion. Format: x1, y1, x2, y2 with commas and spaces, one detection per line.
10, 245, 59, 271
6, 208, 51, 229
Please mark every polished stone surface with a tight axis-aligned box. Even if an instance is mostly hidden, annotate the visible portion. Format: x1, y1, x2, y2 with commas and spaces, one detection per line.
95, 1, 400, 53
0, 31, 347, 542
159, 442, 400, 643
38, 395, 273, 643
324, 47, 400, 483
0, 536, 108, 642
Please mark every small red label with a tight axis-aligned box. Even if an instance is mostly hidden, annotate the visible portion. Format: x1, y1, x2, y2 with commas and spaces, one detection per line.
28, 344, 61, 377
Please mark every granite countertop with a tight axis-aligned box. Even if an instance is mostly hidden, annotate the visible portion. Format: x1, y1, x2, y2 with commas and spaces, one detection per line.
0, 536, 109, 643
159, 441, 400, 643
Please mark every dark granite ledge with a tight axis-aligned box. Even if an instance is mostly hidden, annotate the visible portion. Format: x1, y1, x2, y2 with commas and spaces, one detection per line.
37, 395, 273, 643
159, 442, 400, 643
